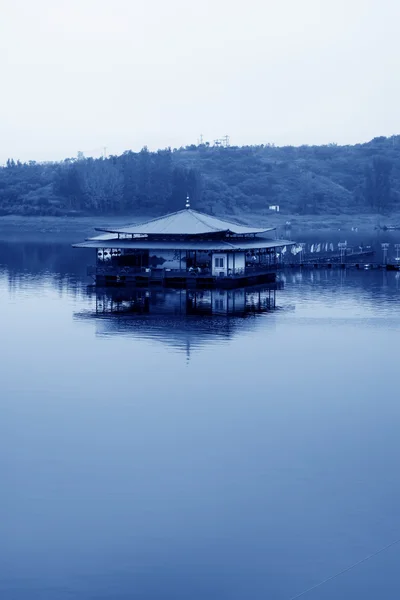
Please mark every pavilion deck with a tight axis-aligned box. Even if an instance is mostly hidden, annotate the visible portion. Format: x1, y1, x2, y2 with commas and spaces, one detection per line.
88, 264, 277, 288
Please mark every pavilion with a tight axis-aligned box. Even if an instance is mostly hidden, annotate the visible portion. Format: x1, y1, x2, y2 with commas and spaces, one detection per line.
73, 198, 295, 288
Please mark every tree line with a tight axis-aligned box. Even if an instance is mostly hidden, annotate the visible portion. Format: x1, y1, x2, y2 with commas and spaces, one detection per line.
0, 136, 399, 216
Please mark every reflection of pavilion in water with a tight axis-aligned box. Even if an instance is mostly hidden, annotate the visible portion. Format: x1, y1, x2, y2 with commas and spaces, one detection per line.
91, 283, 281, 317
75, 284, 282, 359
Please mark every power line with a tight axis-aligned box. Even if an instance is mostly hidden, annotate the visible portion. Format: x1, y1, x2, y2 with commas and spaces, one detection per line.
288, 537, 400, 600
78, 146, 107, 157
213, 135, 230, 147
222, 134, 230, 147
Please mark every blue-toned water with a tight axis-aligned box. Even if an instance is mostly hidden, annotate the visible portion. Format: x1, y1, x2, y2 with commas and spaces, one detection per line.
2, 241, 400, 599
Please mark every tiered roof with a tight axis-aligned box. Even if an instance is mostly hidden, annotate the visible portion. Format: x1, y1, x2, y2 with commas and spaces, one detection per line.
73, 204, 296, 250
94, 208, 273, 237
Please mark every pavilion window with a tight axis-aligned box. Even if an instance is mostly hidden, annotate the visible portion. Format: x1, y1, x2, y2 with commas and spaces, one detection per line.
215, 257, 224, 268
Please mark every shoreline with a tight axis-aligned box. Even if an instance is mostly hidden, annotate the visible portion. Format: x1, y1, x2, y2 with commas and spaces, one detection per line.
0, 212, 399, 242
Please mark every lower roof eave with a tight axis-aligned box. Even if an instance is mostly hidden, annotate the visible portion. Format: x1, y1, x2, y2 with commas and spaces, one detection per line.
73, 238, 296, 251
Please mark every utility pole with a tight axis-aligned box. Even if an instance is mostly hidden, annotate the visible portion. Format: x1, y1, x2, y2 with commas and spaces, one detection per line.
213, 135, 230, 147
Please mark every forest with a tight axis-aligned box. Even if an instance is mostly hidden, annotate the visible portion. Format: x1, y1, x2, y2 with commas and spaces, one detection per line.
0, 136, 399, 217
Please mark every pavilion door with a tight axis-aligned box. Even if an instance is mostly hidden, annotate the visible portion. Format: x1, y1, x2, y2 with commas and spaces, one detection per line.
212, 253, 227, 276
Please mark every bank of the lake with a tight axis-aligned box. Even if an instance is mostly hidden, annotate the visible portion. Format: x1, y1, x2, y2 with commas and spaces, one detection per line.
1, 212, 399, 242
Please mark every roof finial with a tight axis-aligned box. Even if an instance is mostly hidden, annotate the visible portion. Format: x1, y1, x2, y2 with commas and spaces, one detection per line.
185, 194, 190, 209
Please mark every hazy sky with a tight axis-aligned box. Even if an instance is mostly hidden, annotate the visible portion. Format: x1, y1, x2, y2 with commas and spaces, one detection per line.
0, 0, 399, 162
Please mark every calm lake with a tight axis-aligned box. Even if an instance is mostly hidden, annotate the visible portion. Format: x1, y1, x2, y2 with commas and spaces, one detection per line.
2, 239, 400, 600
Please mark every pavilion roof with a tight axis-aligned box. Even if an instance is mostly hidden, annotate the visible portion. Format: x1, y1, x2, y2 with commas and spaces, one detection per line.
95, 208, 273, 237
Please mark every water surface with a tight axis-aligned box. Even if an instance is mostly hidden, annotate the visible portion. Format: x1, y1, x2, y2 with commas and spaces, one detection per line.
2, 241, 400, 599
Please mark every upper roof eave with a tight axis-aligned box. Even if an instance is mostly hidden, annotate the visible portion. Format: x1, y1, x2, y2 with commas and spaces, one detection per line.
92, 208, 273, 237
93, 227, 275, 236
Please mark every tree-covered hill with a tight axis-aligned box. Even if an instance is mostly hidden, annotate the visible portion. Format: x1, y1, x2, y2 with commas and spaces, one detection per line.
1, 136, 399, 217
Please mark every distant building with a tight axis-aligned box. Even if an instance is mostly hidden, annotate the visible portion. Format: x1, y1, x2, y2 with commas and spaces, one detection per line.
74, 199, 294, 288
269, 205, 280, 212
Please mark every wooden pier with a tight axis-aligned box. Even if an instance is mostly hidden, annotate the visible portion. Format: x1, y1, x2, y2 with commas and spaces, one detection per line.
283, 262, 400, 271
